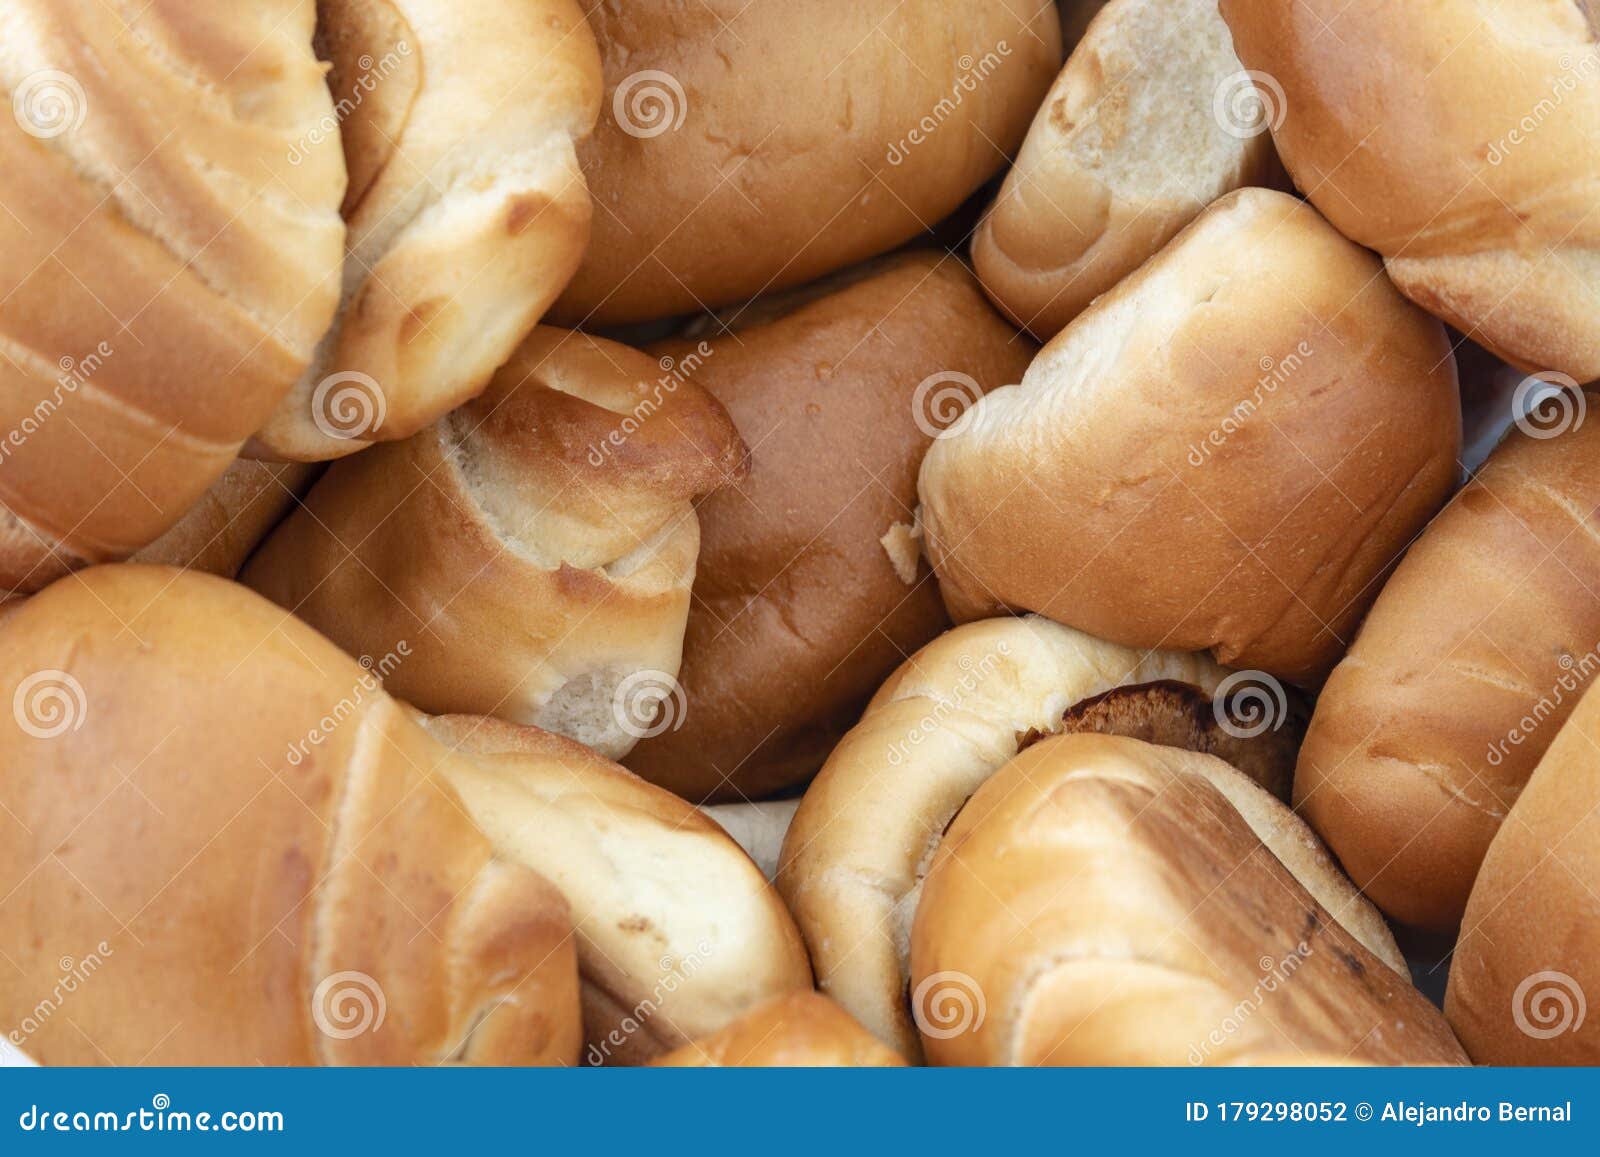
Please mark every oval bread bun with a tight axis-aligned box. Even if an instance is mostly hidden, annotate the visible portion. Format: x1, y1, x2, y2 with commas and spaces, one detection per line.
0, 0, 345, 594
974, 0, 1282, 339
920, 188, 1462, 687
1298, 399, 1600, 930
1447, 677, 1600, 1065
550, 0, 1061, 324
779, 615, 1308, 1059
622, 253, 1036, 802
912, 734, 1466, 1066
1219, 0, 1600, 382
650, 991, 904, 1068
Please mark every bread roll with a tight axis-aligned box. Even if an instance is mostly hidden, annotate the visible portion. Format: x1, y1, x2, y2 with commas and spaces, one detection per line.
132, 460, 320, 578
650, 991, 904, 1068
0, 1, 344, 595
779, 615, 1309, 1059
912, 734, 1466, 1066
0, 566, 579, 1066
415, 715, 812, 1065
1219, 0, 1600, 382
1298, 402, 1600, 930
974, 0, 1281, 339
242, 327, 746, 758
920, 189, 1462, 687
549, 1, 1061, 324
623, 254, 1035, 801
1447, 678, 1600, 1065
250, 0, 602, 459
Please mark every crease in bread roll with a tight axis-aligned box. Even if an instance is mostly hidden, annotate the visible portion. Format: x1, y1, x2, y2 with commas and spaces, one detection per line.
415, 713, 812, 1065
650, 991, 904, 1068
920, 188, 1463, 686
0, 566, 580, 1066
1297, 398, 1600, 931
974, 0, 1283, 339
0, 0, 345, 595
250, 0, 603, 459
1447, 674, 1600, 1065
242, 327, 747, 759
911, 734, 1466, 1066
778, 614, 1311, 1060
1219, 0, 1600, 381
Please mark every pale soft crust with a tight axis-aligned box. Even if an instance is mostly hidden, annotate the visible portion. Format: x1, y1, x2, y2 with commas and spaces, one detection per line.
132, 460, 321, 578
242, 327, 746, 759
0, 567, 579, 1066
0, 1, 345, 595
912, 735, 1465, 1066
622, 253, 1036, 802
650, 991, 904, 1067
1447, 677, 1600, 1064
920, 189, 1462, 687
975, 0, 1283, 339
1220, 0, 1600, 381
251, 0, 602, 459
1298, 405, 1600, 930
550, 0, 1061, 324
778, 615, 1308, 1060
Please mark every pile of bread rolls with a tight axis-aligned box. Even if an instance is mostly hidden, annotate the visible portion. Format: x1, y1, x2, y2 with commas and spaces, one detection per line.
1, 0, 1596, 1068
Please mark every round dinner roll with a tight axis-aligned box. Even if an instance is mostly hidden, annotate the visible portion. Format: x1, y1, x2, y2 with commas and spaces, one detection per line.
912, 734, 1467, 1066
779, 615, 1310, 1059
622, 254, 1036, 802
242, 327, 746, 760
1297, 397, 1600, 931
549, 1, 1061, 324
250, 0, 602, 459
1219, 0, 1600, 382
974, 0, 1282, 339
0, 567, 580, 1066
650, 991, 904, 1068
0, 1, 344, 596
1447, 677, 1600, 1065
132, 459, 320, 579
919, 188, 1462, 687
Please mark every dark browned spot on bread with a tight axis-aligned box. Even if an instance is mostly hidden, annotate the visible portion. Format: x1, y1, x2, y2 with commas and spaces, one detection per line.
506, 193, 550, 236
400, 298, 445, 344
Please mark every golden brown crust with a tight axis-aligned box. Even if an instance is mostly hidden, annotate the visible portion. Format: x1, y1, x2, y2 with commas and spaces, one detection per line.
650, 992, 905, 1067
132, 460, 321, 578
1219, 0, 1600, 381
0, 0, 345, 593
550, 0, 1061, 324
911, 734, 1466, 1066
1298, 404, 1600, 930
0, 566, 579, 1066
920, 189, 1462, 687
622, 254, 1036, 802
242, 327, 745, 759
